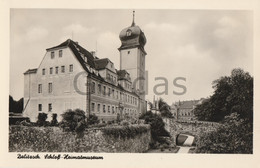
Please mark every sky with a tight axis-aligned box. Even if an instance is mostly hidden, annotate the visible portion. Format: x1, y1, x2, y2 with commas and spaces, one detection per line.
10, 9, 253, 105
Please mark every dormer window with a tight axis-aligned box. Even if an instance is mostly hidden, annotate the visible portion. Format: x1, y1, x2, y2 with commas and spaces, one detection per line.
126, 29, 132, 36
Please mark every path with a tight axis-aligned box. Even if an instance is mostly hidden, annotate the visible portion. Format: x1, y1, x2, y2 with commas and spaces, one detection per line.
177, 146, 192, 153
177, 134, 195, 153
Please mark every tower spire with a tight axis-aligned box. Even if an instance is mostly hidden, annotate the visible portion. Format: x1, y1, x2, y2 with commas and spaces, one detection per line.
131, 10, 135, 26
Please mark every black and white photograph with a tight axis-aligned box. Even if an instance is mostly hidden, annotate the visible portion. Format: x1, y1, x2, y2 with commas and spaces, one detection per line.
1, 0, 260, 168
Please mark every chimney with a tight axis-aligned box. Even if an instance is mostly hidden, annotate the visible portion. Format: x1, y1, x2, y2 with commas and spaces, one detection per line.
91, 51, 96, 57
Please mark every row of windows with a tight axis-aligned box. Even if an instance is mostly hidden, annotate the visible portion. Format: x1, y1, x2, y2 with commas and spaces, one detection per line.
38, 83, 52, 93
38, 103, 52, 112
179, 112, 192, 116
91, 82, 138, 106
51, 50, 63, 59
91, 102, 137, 114
107, 73, 116, 83
42, 65, 73, 75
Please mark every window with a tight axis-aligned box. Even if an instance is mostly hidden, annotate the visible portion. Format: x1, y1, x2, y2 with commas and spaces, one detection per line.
55, 67, 58, 74
59, 50, 63, 57
91, 103, 95, 112
50, 67, 53, 74
112, 89, 115, 98
38, 104, 42, 111
107, 74, 110, 80
48, 103, 52, 112
61, 66, 65, 73
103, 86, 106, 95
69, 64, 73, 72
108, 88, 111, 97
98, 84, 101, 94
51, 52, 55, 59
128, 51, 130, 54
103, 105, 106, 113
112, 106, 115, 114
38, 84, 42, 93
116, 91, 118, 99
126, 29, 132, 36
48, 83, 53, 93
92, 82, 95, 94
97, 104, 101, 113
108, 106, 110, 113
42, 69, 45, 75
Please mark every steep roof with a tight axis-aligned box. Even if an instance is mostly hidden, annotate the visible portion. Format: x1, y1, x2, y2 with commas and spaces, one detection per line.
46, 39, 96, 69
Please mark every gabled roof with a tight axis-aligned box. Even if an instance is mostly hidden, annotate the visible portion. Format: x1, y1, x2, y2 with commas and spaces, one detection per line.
46, 39, 96, 69
46, 39, 104, 80
94, 58, 109, 70
24, 68, 37, 75
177, 100, 199, 109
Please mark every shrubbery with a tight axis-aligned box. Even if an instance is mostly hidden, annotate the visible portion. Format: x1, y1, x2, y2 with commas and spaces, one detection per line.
196, 113, 253, 154
36, 113, 48, 126
59, 109, 86, 133
102, 124, 150, 139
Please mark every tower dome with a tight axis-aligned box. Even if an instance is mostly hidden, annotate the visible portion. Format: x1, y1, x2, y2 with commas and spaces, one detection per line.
118, 11, 146, 53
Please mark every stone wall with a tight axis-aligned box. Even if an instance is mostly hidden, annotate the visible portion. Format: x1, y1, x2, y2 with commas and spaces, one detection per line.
163, 118, 220, 145
9, 125, 151, 153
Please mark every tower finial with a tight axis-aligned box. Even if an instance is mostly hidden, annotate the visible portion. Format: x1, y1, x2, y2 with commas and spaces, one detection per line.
131, 10, 135, 26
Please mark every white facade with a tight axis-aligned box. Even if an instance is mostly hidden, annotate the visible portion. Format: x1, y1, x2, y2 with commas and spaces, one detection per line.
23, 16, 147, 122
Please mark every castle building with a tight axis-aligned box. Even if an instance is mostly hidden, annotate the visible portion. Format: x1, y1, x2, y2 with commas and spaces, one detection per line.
170, 98, 206, 120
23, 12, 147, 122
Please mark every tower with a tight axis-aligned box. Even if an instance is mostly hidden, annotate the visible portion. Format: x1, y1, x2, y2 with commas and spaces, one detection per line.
118, 11, 147, 100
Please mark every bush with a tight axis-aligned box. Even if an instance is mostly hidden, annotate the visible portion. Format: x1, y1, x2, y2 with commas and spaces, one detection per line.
59, 109, 86, 133
87, 114, 99, 125
36, 113, 49, 126
50, 113, 58, 126
196, 113, 252, 154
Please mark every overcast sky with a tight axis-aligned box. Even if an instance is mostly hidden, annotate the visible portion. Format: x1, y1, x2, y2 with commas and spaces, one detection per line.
10, 9, 253, 105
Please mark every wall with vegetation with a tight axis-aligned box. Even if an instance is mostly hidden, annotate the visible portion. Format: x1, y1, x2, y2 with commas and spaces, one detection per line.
163, 118, 219, 145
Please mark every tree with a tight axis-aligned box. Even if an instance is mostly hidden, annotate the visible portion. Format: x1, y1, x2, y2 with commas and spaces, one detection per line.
194, 68, 253, 122
158, 98, 173, 118
139, 111, 170, 142
9, 95, 24, 113
194, 68, 253, 153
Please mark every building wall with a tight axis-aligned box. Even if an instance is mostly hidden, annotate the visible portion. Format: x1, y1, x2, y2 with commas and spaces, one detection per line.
23, 47, 87, 122
89, 77, 140, 121
120, 47, 146, 113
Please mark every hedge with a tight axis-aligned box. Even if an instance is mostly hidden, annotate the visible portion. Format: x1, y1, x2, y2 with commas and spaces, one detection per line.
102, 124, 150, 139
